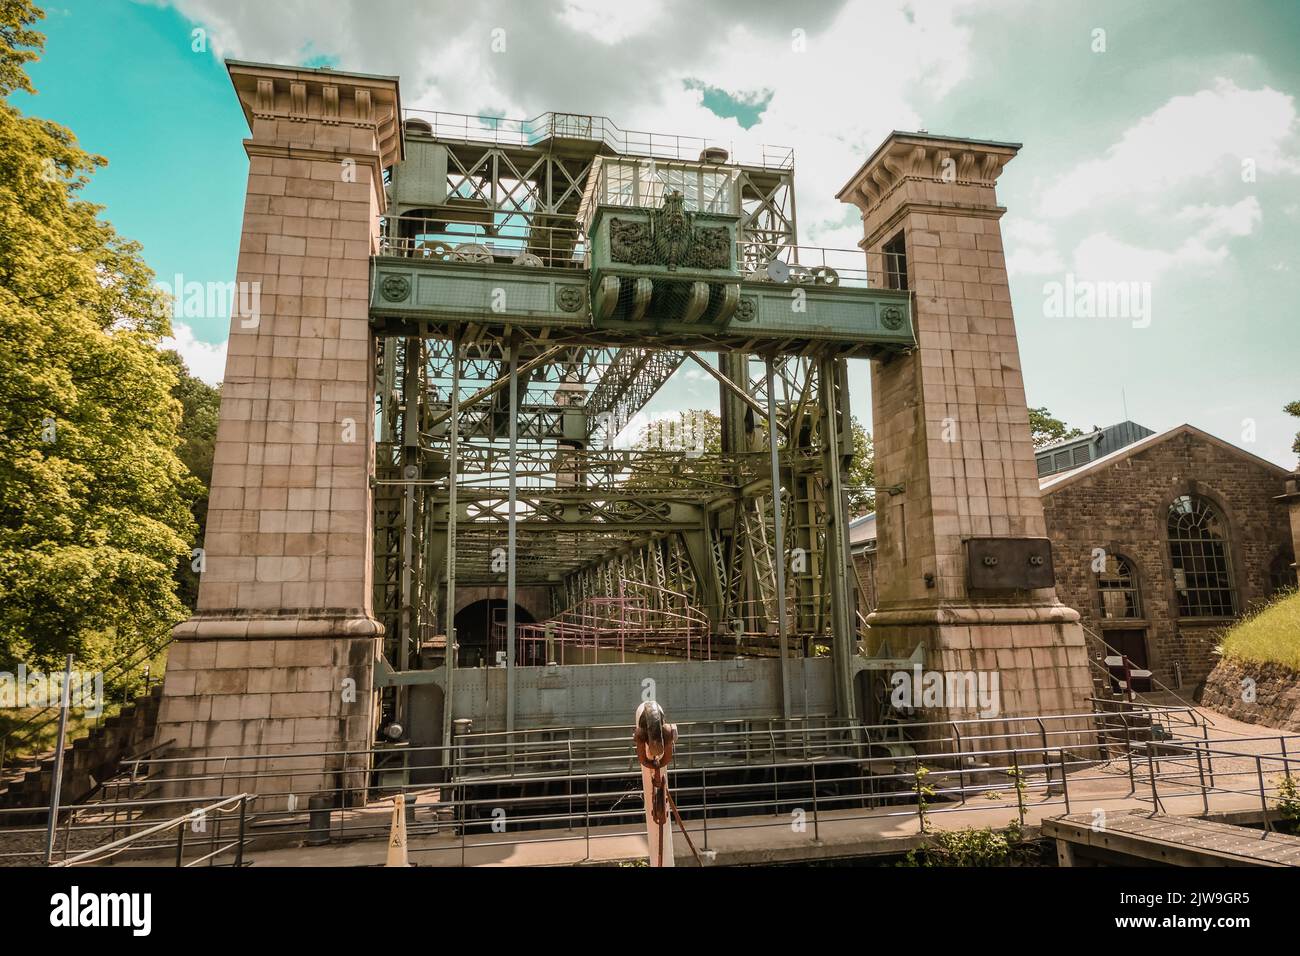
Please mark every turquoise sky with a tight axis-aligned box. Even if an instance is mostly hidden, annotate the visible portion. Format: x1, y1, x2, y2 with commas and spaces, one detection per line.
16, 0, 1300, 467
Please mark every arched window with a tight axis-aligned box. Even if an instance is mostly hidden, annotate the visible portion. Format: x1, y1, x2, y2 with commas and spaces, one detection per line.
1167, 495, 1237, 617
1269, 549, 1296, 596
1097, 553, 1142, 619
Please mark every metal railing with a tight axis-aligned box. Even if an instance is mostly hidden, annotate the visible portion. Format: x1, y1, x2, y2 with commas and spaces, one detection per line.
1133, 734, 1299, 830
51, 793, 252, 868
502, 581, 711, 665
1079, 622, 1208, 717
375, 216, 907, 293
378, 216, 588, 269
8, 703, 1286, 867
402, 108, 795, 169
0, 634, 169, 774
1, 792, 252, 868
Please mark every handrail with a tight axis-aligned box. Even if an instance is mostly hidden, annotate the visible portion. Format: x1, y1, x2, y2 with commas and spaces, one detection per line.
402, 107, 795, 169
1132, 737, 1299, 832
0, 631, 171, 772
51, 793, 253, 868
6, 704, 1291, 866
1079, 622, 1212, 722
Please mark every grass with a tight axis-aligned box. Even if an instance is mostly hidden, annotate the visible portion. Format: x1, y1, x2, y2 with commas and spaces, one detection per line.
1217, 590, 1300, 671
1, 703, 129, 767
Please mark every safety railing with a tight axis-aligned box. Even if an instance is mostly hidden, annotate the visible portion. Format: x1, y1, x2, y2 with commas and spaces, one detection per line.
502, 582, 711, 665
378, 446, 774, 493
376, 217, 907, 295
7, 703, 1277, 867
740, 246, 907, 291
1132, 734, 1300, 830
52, 793, 252, 868
1079, 622, 1211, 718
0, 792, 252, 867
378, 215, 588, 269
402, 108, 795, 169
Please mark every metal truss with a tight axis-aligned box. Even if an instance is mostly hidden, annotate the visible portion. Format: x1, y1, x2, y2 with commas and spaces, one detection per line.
372, 108, 861, 734
582, 348, 686, 442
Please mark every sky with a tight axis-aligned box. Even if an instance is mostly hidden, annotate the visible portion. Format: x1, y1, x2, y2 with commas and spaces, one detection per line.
17, 0, 1300, 468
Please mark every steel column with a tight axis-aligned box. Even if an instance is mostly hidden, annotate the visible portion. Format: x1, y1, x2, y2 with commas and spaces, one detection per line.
765, 357, 792, 719
818, 355, 855, 719
506, 341, 519, 733
441, 335, 461, 751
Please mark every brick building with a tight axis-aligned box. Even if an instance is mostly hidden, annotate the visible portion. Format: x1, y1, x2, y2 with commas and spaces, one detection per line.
853, 422, 1296, 693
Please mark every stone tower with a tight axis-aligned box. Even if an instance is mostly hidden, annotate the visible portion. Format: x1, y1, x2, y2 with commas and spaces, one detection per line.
838, 133, 1094, 721
153, 63, 402, 803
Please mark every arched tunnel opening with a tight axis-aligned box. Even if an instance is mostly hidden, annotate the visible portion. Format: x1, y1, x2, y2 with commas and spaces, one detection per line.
453, 599, 535, 668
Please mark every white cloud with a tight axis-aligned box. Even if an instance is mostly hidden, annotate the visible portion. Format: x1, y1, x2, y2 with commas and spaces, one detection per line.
1070, 197, 1262, 280
1006, 247, 1065, 276
162, 0, 988, 245
162, 322, 227, 385
1038, 79, 1300, 219
1173, 196, 1263, 240
1004, 218, 1055, 247
1003, 217, 1065, 275
1023, 80, 1287, 281
558, 0, 666, 44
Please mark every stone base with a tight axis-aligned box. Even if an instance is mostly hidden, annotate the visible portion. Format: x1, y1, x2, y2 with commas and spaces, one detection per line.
153, 611, 381, 811
867, 604, 1097, 760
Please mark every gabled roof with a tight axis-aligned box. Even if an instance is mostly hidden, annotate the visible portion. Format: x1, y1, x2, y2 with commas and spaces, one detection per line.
1039, 423, 1292, 493
1034, 421, 1157, 479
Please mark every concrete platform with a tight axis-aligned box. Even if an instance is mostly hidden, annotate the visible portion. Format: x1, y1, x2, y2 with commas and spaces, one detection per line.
1044, 810, 1300, 866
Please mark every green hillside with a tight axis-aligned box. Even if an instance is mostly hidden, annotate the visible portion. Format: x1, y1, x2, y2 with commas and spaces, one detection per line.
1218, 591, 1300, 671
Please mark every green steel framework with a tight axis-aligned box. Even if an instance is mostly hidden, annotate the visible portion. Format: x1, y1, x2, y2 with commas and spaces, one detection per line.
367, 111, 914, 740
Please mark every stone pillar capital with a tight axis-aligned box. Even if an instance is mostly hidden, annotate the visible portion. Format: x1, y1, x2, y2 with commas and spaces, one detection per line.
837, 132, 1020, 246
227, 59, 403, 208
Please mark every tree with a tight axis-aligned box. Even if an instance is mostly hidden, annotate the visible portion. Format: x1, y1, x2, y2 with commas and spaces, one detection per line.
632, 409, 719, 454
626, 408, 876, 515
1027, 406, 1084, 448
0, 1, 198, 678
159, 350, 220, 610
1285, 400, 1300, 457
624, 409, 722, 491
846, 417, 875, 516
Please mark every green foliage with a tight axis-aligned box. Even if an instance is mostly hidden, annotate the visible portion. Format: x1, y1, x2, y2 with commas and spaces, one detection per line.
1275, 775, 1300, 832
624, 409, 724, 491
845, 417, 874, 516
159, 350, 220, 491
1027, 406, 1084, 448
901, 820, 1037, 867
633, 409, 720, 454
1006, 764, 1028, 825
626, 408, 875, 516
1216, 591, 1300, 671
159, 351, 220, 610
913, 763, 935, 833
0, 1, 41, 98
1285, 400, 1300, 456
0, 3, 197, 680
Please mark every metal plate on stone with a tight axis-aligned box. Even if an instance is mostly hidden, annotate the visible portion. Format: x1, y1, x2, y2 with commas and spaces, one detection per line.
966, 537, 1055, 590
